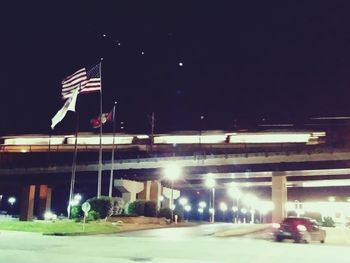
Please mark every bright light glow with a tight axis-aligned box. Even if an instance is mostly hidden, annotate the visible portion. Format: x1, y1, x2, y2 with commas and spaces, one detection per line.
242, 194, 258, 207
199, 201, 207, 209
297, 225, 307, 232
70, 199, 79, 206
4, 136, 65, 145
205, 173, 216, 188
232, 206, 238, 212
44, 211, 57, 221
178, 62, 183, 66
209, 208, 215, 214
163, 164, 182, 181
258, 201, 274, 214
21, 148, 28, 153
219, 202, 228, 212
227, 187, 243, 200
154, 134, 227, 144
67, 135, 134, 145
272, 223, 280, 229
328, 196, 336, 202
179, 197, 188, 206
136, 135, 149, 139
228, 132, 315, 144
198, 207, 204, 214
159, 196, 164, 202
8, 197, 16, 205
241, 208, 247, 214
184, 205, 191, 212
74, 194, 82, 202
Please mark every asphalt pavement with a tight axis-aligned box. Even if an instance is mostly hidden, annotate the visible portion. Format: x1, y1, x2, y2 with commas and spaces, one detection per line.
1, 224, 350, 263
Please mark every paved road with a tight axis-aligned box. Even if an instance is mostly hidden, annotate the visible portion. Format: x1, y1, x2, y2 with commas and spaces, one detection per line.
116, 223, 244, 238
1, 225, 350, 263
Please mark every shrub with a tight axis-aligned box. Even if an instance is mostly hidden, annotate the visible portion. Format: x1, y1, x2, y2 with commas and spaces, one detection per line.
126, 201, 136, 215
158, 208, 172, 219
70, 205, 83, 219
322, 216, 335, 227
86, 196, 113, 219
144, 201, 157, 217
134, 200, 146, 216
86, 210, 100, 222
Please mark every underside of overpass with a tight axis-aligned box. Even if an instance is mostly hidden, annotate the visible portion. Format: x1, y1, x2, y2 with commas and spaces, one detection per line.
1, 130, 350, 222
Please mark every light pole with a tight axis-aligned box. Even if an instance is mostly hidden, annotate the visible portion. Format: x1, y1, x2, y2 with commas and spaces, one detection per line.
205, 173, 216, 223
219, 202, 228, 221
198, 201, 206, 221
227, 186, 242, 223
164, 164, 181, 223
184, 205, 191, 220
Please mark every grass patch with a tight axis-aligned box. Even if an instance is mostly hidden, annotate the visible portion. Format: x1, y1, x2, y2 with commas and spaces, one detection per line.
0, 219, 120, 235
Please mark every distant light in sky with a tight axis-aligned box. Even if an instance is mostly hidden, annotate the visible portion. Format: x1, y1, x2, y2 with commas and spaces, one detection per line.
117, 42, 121, 46
141, 51, 145, 55
178, 62, 183, 67
102, 34, 107, 37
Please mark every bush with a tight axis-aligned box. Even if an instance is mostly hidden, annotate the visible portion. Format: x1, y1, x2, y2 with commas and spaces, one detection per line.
86, 196, 113, 219
86, 210, 100, 222
70, 205, 83, 219
158, 208, 172, 219
134, 200, 146, 216
126, 201, 136, 215
144, 201, 157, 217
322, 216, 335, 227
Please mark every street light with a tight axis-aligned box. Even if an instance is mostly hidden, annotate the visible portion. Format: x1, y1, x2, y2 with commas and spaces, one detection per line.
199, 201, 207, 209
205, 173, 216, 223
227, 186, 242, 222
164, 164, 182, 222
219, 202, 227, 221
179, 197, 188, 206
8, 197, 16, 206
184, 205, 191, 220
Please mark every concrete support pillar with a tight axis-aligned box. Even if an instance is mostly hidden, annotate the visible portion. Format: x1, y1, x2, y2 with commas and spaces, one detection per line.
138, 181, 151, 200
114, 179, 144, 203
38, 185, 52, 219
150, 181, 162, 208
20, 185, 35, 221
162, 187, 180, 209
272, 173, 287, 223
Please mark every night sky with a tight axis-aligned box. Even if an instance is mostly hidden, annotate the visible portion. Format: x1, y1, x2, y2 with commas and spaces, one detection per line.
2, 2, 350, 135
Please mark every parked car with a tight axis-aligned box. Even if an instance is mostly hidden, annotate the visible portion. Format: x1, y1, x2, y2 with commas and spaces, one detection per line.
273, 217, 326, 243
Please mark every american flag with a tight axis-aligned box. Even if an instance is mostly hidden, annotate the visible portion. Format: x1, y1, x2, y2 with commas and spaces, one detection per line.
61, 64, 101, 99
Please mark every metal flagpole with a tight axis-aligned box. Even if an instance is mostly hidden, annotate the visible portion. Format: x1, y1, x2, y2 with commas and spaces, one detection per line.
68, 90, 80, 218
108, 101, 117, 197
97, 61, 103, 198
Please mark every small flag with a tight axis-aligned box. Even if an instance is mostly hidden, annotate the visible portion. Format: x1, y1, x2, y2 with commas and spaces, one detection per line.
90, 112, 113, 128
51, 88, 79, 130
61, 64, 101, 99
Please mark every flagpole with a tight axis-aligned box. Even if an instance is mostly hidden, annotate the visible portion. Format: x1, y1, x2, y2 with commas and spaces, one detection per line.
68, 93, 80, 218
108, 101, 117, 197
97, 61, 103, 198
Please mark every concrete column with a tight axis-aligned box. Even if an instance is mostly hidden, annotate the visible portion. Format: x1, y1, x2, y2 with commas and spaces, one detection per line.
150, 181, 162, 208
162, 187, 180, 209
114, 179, 144, 203
38, 185, 52, 219
272, 172, 287, 223
138, 181, 151, 200
20, 185, 35, 221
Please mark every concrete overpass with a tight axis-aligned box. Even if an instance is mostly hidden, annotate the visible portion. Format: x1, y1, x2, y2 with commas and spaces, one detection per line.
2, 130, 350, 222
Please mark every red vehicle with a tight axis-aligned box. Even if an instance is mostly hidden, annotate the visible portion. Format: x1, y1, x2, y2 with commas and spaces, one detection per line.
273, 217, 326, 243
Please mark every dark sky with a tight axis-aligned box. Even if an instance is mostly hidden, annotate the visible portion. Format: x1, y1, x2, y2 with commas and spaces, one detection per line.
2, 2, 350, 135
